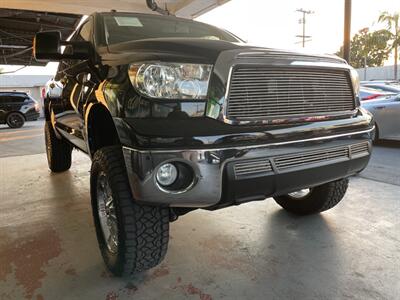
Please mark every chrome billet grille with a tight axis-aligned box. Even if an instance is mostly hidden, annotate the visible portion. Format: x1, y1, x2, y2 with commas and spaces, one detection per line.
234, 158, 272, 178
233, 142, 370, 177
226, 67, 355, 121
274, 146, 350, 170
236, 51, 345, 64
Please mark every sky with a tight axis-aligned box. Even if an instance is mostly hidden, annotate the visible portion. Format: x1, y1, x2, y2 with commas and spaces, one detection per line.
1, 0, 400, 75
198, 0, 400, 55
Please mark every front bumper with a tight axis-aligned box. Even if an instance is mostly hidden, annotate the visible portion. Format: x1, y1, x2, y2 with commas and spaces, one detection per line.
24, 108, 40, 121
122, 128, 373, 208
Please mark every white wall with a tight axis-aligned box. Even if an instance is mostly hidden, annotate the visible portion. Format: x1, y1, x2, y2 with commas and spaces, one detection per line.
356, 65, 400, 81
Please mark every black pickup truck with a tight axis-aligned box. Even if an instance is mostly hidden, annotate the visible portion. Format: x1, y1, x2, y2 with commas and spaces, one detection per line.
34, 10, 373, 276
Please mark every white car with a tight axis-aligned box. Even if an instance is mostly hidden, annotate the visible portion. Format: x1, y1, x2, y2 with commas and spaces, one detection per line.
362, 94, 400, 142
45, 78, 63, 99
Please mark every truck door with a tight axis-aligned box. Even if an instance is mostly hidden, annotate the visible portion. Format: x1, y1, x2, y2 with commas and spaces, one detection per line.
53, 17, 94, 152
383, 96, 400, 140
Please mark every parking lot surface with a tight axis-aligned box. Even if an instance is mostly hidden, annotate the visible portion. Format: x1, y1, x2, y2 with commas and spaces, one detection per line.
0, 121, 399, 300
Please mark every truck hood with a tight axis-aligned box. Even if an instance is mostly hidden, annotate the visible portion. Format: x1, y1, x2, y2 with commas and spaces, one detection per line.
102, 37, 345, 66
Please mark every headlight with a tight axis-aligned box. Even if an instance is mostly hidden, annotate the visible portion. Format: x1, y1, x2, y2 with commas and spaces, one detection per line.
350, 68, 360, 97
128, 62, 213, 99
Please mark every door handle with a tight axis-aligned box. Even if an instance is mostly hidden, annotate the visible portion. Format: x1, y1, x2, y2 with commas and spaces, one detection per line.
375, 106, 385, 110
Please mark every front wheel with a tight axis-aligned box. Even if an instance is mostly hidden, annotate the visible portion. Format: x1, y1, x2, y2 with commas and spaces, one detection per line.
91, 146, 170, 276
274, 178, 349, 215
6, 112, 25, 128
371, 123, 379, 144
44, 121, 72, 172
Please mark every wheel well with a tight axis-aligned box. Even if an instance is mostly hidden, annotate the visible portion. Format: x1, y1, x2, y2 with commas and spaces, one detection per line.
44, 98, 51, 121
6, 111, 26, 121
374, 122, 379, 138
87, 105, 120, 155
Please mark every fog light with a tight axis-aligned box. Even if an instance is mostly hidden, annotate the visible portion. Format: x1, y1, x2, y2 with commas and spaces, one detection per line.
156, 163, 178, 186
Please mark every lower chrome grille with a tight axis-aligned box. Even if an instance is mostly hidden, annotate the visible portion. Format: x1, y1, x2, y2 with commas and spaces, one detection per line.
234, 158, 272, 178
351, 142, 370, 156
233, 142, 370, 178
226, 67, 355, 122
274, 146, 350, 170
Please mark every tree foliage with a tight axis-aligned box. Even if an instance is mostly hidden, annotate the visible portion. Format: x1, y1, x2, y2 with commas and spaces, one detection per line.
379, 11, 400, 49
379, 11, 399, 79
336, 28, 391, 68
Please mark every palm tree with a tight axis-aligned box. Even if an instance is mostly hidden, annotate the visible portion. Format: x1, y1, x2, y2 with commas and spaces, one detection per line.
379, 11, 400, 80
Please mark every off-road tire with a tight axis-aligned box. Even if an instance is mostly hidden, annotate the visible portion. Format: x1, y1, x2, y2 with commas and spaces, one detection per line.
6, 112, 25, 128
44, 121, 72, 172
91, 146, 170, 276
274, 178, 349, 215
372, 123, 379, 144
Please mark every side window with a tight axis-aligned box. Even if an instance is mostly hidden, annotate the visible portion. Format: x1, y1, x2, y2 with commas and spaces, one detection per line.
370, 86, 384, 92
77, 18, 93, 42
56, 18, 93, 80
11, 96, 25, 103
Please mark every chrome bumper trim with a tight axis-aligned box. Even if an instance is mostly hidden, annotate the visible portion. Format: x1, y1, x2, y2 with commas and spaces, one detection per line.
122, 128, 373, 208
123, 127, 374, 154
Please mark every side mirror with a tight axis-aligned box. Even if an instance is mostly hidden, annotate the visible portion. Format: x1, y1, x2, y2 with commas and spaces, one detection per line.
33, 31, 62, 61
34, 31, 92, 62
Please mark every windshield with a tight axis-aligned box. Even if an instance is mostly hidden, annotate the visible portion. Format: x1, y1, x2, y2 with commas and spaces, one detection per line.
102, 13, 240, 45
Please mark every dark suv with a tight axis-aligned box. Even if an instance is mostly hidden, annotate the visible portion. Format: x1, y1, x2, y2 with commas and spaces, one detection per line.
0, 92, 40, 128
34, 10, 374, 276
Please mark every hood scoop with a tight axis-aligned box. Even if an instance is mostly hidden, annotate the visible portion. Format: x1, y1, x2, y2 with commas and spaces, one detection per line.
236, 50, 345, 64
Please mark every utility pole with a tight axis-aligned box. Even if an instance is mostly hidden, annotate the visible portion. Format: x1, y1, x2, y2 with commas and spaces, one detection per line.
343, 0, 352, 63
296, 9, 314, 47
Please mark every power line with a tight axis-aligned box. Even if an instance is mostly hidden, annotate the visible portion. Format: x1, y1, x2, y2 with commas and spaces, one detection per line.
0, 47, 32, 59
0, 65, 30, 75
296, 8, 314, 48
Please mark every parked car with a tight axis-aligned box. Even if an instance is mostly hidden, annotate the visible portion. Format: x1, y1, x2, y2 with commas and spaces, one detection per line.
362, 94, 400, 142
361, 82, 400, 95
0, 91, 40, 128
34, 11, 373, 276
44, 78, 63, 99
359, 86, 396, 101
361, 80, 400, 85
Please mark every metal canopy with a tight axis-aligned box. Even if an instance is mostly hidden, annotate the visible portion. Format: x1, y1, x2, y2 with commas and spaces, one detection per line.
0, 0, 230, 19
0, 1, 230, 67
0, 9, 81, 66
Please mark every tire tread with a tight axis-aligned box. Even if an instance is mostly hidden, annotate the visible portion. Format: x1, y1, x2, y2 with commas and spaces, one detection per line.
44, 121, 72, 172
91, 146, 169, 276
274, 178, 349, 215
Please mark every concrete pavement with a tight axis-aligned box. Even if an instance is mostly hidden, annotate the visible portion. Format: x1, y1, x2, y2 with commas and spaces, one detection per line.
0, 121, 45, 158
0, 120, 399, 300
359, 140, 400, 186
